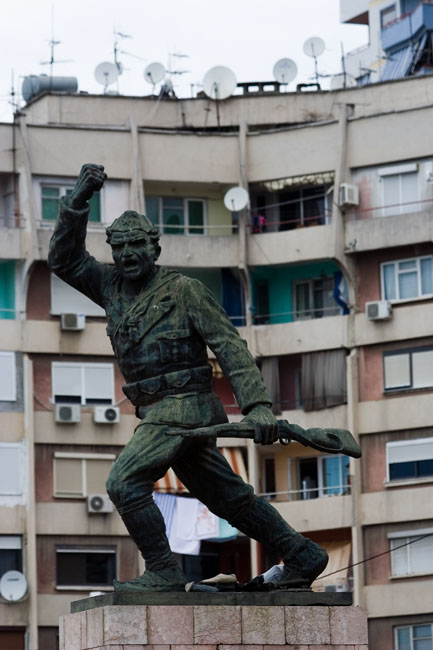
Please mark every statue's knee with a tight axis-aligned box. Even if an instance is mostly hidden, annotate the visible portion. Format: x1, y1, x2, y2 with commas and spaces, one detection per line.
105, 469, 122, 505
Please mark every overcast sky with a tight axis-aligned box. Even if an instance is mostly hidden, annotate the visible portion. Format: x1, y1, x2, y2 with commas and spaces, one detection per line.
0, 0, 368, 121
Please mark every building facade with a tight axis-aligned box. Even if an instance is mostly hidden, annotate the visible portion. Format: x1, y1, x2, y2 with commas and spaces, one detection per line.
0, 74, 433, 649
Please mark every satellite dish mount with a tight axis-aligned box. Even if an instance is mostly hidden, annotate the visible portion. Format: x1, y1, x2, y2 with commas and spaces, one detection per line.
202, 66, 237, 128
303, 37, 325, 87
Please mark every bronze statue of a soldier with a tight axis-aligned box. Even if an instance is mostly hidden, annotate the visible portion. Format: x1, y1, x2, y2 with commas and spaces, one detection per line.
48, 164, 329, 592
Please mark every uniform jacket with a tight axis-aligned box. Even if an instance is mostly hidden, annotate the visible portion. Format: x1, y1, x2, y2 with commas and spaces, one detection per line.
48, 199, 271, 414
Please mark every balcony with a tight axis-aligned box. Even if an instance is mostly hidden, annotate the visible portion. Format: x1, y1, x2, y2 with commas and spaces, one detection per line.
364, 579, 433, 618
271, 494, 353, 533
360, 484, 433, 525
358, 391, 433, 434
381, 1, 433, 51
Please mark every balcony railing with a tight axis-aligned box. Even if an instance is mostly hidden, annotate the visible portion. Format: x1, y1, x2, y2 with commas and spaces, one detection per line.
258, 484, 351, 502
382, 0, 433, 51
252, 304, 344, 325
349, 196, 433, 220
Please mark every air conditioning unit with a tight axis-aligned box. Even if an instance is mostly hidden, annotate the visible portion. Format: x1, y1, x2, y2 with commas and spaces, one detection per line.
93, 406, 120, 424
60, 313, 86, 331
366, 300, 392, 321
339, 183, 359, 207
87, 494, 114, 514
55, 403, 81, 424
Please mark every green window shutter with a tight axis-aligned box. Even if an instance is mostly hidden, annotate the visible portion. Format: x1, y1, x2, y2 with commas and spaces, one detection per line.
41, 187, 60, 221
0, 261, 15, 320
88, 193, 101, 222
145, 197, 160, 227
188, 200, 204, 235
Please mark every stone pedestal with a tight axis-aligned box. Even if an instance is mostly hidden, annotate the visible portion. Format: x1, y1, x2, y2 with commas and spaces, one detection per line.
61, 593, 368, 650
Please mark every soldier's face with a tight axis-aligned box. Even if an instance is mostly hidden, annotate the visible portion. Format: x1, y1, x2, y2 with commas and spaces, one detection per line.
111, 236, 156, 281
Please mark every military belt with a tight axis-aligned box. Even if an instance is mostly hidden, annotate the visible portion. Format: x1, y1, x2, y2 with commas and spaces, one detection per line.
123, 365, 213, 406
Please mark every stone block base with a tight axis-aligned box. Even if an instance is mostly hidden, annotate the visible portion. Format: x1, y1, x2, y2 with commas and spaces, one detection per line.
60, 601, 368, 650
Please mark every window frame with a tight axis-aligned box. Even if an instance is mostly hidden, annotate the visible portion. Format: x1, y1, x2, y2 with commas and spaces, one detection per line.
388, 528, 433, 578
380, 3, 397, 30
145, 195, 207, 235
50, 274, 105, 317
383, 346, 433, 392
0, 442, 23, 496
293, 276, 340, 320
0, 351, 16, 401
40, 182, 102, 224
53, 452, 116, 498
0, 535, 23, 576
296, 454, 350, 500
55, 545, 117, 590
378, 163, 420, 217
394, 622, 433, 650
51, 361, 115, 406
380, 255, 433, 303
386, 436, 433, 482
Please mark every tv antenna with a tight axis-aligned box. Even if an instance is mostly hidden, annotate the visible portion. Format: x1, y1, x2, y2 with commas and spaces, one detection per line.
224, 186, 249, 212
40, 7, 73, 77
273, 58, 298, 85
330, 72, 356, 90
94, 61, 119, 93
303, 37, 325, 86
168, 52, 190, 77
144, 62, 166, 92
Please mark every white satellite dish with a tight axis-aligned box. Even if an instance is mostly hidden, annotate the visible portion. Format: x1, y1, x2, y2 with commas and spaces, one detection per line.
144, 62, 166, 85
330, 72, 356, 90
94, 62, 119, 90
203, 66, 237, 100
0, 571, 28, 602
303, 37, 325, 58
273, 58, 298, 84
224, 186, 249, 212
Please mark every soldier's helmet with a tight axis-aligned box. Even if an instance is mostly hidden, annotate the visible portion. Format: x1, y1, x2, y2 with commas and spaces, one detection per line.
106, 211, 161, 258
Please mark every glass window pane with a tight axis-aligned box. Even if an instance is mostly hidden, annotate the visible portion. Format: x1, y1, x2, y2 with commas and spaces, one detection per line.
413, 640, 432, 650
389, 461, 417, 480
409, 536, 433, 574
398, 270, 419, 299
295, 283, 311, 319
322, 456, 342, 495
145, 197, 160, 226
0, 352, 16, 400
390, 538, 409, 575
86, 459, 114, 494
412, 350, 433, 388
418, 459, 433, 477
188, 200, 204, 235
382, 175, 400, 217
421, 258, 433, 295
55, 458, 83, 495
84, 366, 113, 404
384, 354, 411, 389
53, 365, 82, 401
397, 628, 411, 650
383, 264, 396, 300
413, 625, 432, 639
162, 198, 184, 235
399, 260, 417, 270
0, 446, 21, 495
401, 171, 419, 212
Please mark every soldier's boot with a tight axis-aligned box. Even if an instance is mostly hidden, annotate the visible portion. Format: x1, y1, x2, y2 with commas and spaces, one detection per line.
231, 495, 328, 588
113, 503, 187, 592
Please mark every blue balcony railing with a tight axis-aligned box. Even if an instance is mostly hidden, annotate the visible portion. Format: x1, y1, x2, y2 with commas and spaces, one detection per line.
382, 1, 433, 51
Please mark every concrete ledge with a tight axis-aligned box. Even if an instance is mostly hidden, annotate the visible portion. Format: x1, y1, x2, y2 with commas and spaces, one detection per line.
61, 602, 367, 650
71, 590, 352, 612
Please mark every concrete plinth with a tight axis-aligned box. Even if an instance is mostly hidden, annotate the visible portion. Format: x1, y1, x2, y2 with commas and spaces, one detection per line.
61, 592, 368, 650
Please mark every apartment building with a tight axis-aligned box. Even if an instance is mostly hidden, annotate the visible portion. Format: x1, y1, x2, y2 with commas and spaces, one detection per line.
0, 73, 433, 650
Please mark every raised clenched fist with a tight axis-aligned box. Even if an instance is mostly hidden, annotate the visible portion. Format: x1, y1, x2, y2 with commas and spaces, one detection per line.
67, 164, 107, 210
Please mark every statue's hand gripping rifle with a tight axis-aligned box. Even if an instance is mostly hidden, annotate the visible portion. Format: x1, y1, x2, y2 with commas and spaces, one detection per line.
167, 420, 361, 458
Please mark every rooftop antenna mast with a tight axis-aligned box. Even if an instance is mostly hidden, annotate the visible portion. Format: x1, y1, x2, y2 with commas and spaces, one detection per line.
303, 36, 326, 86
40, 6, 73, 78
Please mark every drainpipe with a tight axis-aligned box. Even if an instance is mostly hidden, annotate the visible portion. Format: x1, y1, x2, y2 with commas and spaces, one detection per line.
24, 354, 38, 649
332, 103, 364, 607
17, 114, 38, 263
128, 116, 145, 214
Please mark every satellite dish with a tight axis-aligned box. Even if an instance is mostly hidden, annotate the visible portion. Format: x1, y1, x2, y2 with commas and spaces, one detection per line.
144, 62, 166, 85
303, 37, 325, 58
94, 62, 119, 90
273, 58, 298, 84
224, 186, 249, 212
0, 571, 27, 602
330, 72, 356, 90
203, 66, 237, 100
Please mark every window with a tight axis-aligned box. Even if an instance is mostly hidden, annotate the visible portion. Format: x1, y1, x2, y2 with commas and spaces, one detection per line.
53, 452, 115, 497
379, 163, 419, 217
52, 362, 114, 405
395, 623, 433, 650
0, 536, 22, 576
294, 277, 340, 320
278, 185, 328, 231
145, 196, 206, 235
262, 457, 276, 499
50, 274, 105, 317
381, 4, 397, 29
297, 455, 350, 500
383, 348, 433, 391
381, 256, 433, 302
41, 185, 101, 222
0, 443, 22, 495
389, 529, 433, 577
0, 261, 15, 320
386, 437, 433, 481
56, 546, 116, 587
0, 351, 16, 401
